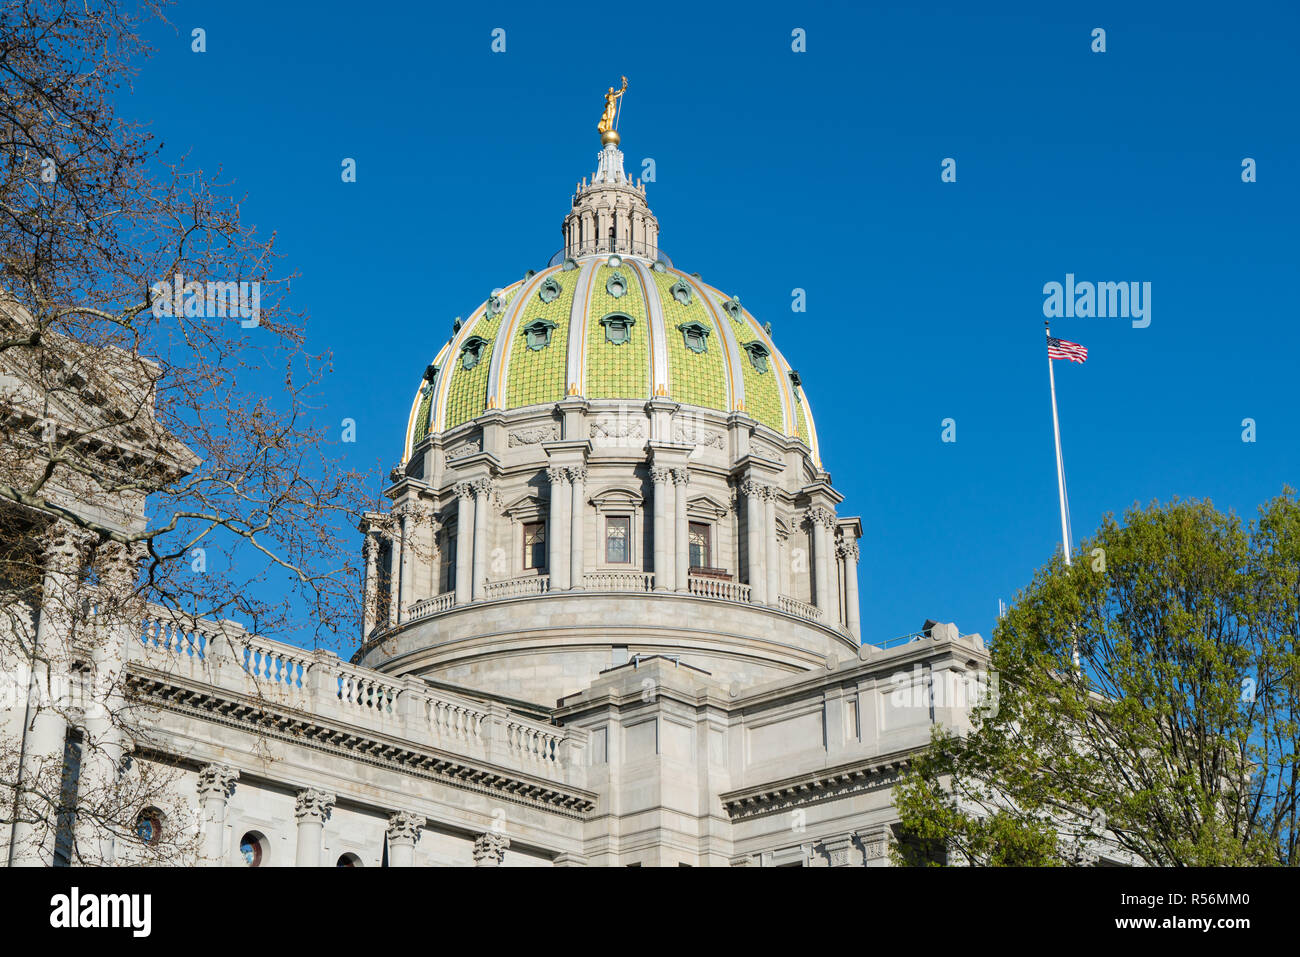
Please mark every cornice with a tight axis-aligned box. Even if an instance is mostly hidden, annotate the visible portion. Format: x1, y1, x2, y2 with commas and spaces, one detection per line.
718, 749, 921, 821
124, 662, 597, 819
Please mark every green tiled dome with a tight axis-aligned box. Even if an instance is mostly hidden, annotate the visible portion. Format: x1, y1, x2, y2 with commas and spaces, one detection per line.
404, 257, 820, 464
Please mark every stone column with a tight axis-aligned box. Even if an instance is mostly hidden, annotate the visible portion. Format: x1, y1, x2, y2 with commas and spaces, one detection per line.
454, 483, 473, 604
293, 789, 335, 867
10, 522, 88, 866
386, 522, 401, 627
809, 507, 836, 616
386, 811, 426, 867
77, 541, 143, 864
651, 467, 672, 591
765, 489, 781, 607
742, 480, 765, 604
398, 506, 415, 621
361, 533, 379, 636
839, 537, 862, 641
471, 479, 492, 600
547, 467, 570, 590
673, 467, 690, 591
426, 513, 441, 601
197, 764, 239, 866
473, 830, 510, 867
569, 466, 587, 589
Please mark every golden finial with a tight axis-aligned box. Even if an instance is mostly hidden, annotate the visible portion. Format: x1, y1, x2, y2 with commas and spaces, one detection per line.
598, 76, 628, 146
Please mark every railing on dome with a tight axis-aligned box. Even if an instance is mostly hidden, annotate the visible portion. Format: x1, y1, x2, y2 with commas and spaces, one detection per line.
582, 571, 654, 592
777, 594, 822, 622
391, 575, 833, 629
547, 241, 672, 268
483, 575, 550, 600
688, 575, 751, 604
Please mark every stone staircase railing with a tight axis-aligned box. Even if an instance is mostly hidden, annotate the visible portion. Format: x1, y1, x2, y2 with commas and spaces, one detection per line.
132, 605, 586, 784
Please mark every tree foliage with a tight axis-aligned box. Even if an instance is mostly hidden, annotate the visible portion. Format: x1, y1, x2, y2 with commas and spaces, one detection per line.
894, 492, 1300, 866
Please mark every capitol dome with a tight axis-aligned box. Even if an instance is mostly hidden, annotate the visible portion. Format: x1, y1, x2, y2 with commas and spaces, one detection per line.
358, 124, 860, 708
402, 152, 820, 467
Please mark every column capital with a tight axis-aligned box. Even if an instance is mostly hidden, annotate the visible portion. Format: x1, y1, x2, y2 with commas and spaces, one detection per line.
739, 477, 769, 498
40, 520, 95, 569
294, 788, 336, 823
386, 810, 426, 846
649, 465, 673, 485
453, 481, 476, 501
473, 830, 510, 866
670, 466, 690, 486
470, 477, 494, 497
393, 501, 435, 524
97, 540, 146, 586
547, 465, 571, 487
567, 465, 589, 483
197, 764, 239, 801
837, 537, 860, 562
807, 505, 837, 530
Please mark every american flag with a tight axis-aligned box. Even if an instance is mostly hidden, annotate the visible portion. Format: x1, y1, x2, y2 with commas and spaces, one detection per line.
1047, 337, 1088, 364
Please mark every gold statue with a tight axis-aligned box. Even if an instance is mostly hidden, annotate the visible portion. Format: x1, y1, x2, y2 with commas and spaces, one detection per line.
598, 76, 628, 143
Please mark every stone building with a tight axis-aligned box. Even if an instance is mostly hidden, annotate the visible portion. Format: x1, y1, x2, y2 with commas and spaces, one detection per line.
1, 126, 992, 868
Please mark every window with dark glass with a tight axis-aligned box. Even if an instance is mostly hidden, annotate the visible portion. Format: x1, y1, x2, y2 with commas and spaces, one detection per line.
605, 516, 630, 563
524, 522, 546, 570
135, 807, 163, 845
239, 832, 265, 867
688, 522, 711, 569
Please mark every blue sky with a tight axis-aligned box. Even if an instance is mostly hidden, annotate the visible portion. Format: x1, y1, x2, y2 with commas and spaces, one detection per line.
131, 1, 1299, 645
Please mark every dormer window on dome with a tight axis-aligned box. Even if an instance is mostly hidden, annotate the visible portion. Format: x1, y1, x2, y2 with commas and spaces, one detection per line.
486, 292, 506, 318
606, 271, 628, 298
600, 313, 636, 345
677, 321, 710, 354
522, 318, 557, 351
538, 277, 562, 303
669, 279, 693, 305
460, 335, 489, 369
722, 296, 744, 322
743, 341, 771, 373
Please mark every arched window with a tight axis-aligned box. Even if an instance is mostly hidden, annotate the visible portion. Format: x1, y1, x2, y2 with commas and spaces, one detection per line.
135, 807, 163, 845
336, 853, 362, 867
239, 831, 267, 867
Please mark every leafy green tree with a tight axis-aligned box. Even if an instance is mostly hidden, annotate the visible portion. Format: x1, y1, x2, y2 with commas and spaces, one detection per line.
893, 492, 1300, 866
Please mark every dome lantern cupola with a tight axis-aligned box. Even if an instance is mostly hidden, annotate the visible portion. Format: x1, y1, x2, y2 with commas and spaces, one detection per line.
563, 77, 658, 261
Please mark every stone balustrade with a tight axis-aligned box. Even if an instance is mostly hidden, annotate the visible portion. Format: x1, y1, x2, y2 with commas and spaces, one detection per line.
778, 594, 822, 622
688, 575, 752, 604
582, 571, 654, 592
408, 592, 455, 618
483, 575, 550, 599
394, 569, 829, 630
130, 605, 581, 782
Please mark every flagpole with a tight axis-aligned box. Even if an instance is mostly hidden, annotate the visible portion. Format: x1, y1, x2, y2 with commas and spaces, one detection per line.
1045, 321, 1072, 567
1046, 323, 1083, 671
